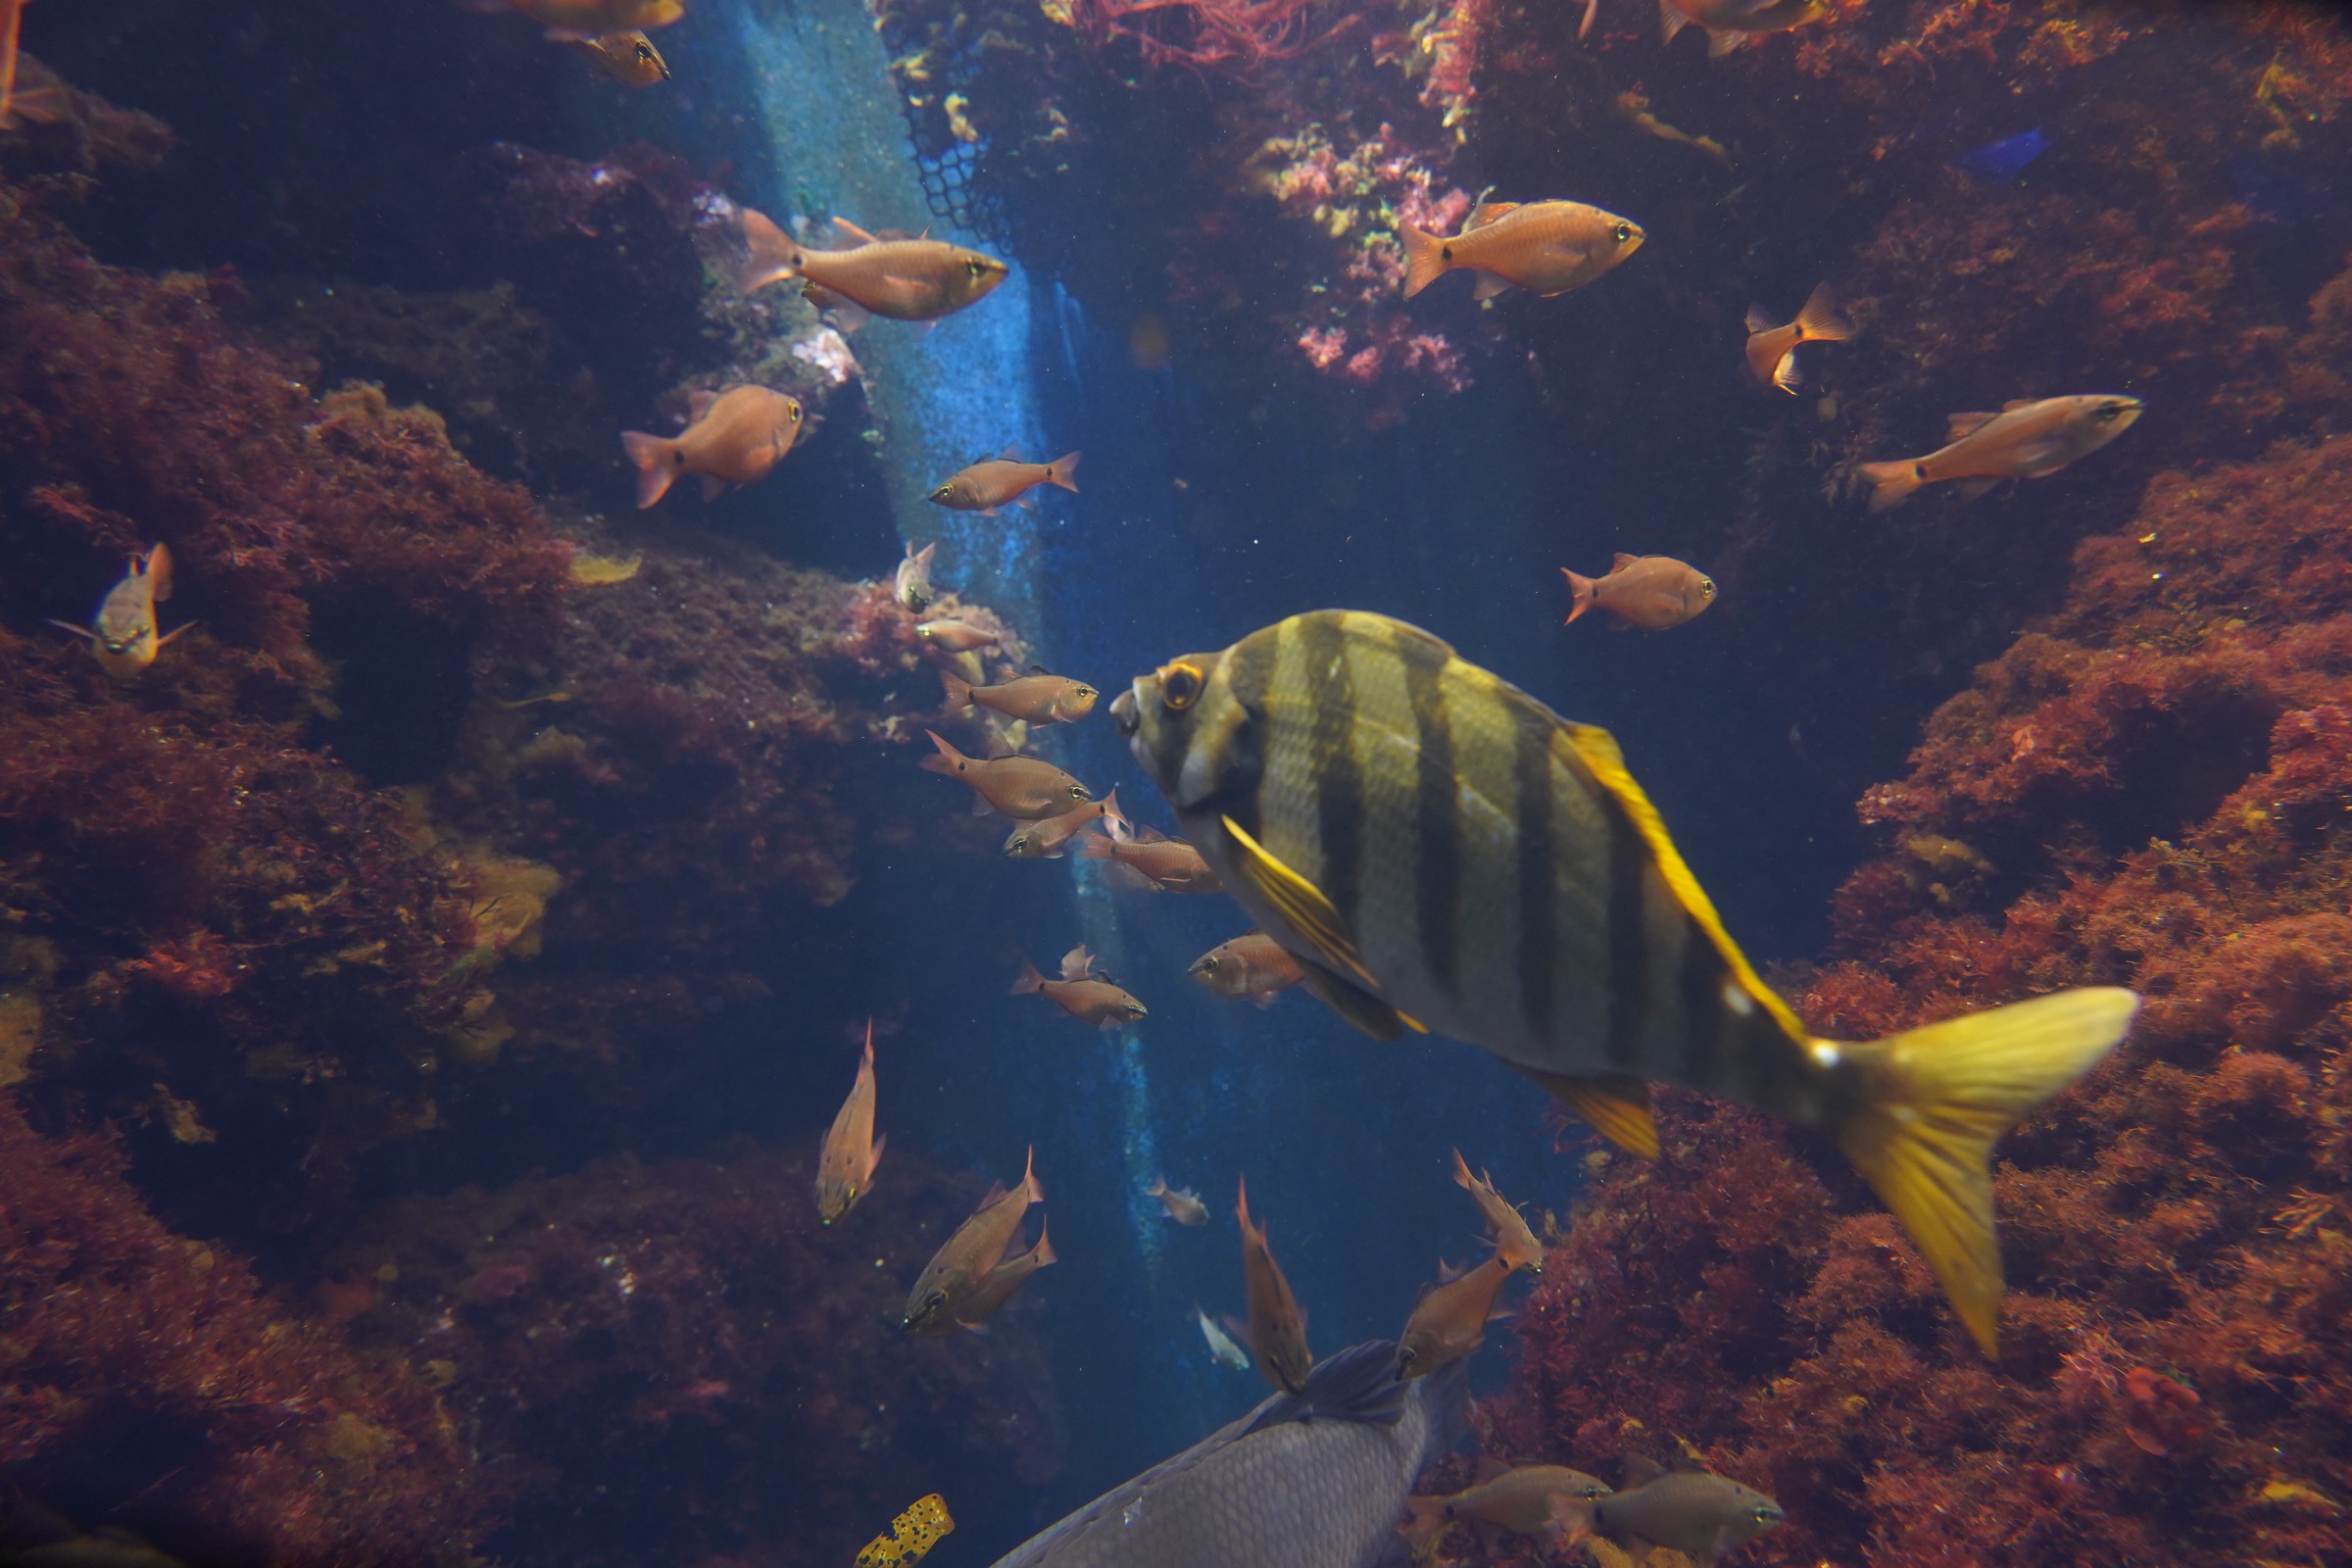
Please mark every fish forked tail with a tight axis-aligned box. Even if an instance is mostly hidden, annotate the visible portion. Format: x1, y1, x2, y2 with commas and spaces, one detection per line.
736, 206, 805, 294
1559, 566, 1597, 624
1030, 1218, 1057, 1269
1397, 222, 1448, 300
618, 430, 679, 510
1857, 459, 1925, 513
1397, 1495, 1452, 1551
940, 669, 976, 711
1095, 787, 1128, 839
1009, 957, 1046, 997
1044, 452, 1081, 493
1830, 986, 2138, 1356
1795, 281, 1851, 345
916, 727, 967, 774
1020, 1145, 1044, 1203
1073, 828, 1116, 860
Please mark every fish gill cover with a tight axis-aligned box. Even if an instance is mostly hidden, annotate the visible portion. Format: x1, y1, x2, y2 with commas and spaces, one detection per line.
0, 1, 2350, 1567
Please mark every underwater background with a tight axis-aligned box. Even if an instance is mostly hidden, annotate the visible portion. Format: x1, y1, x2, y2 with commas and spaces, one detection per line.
2, 0, 2351, 1563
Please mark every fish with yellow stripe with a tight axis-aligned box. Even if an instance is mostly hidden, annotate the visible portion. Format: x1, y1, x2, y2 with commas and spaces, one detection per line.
1110, 609, 2137, 1355
857, 1494, 954, 1568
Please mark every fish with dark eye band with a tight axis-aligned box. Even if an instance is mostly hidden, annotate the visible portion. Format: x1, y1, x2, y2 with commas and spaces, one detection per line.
1582, 1457, 1784, 1561
1856, 394, 2143, 512
943, 668, 1098, 726
917, 729, 1091, 818
1397, 199, 1643, 302
1112, 610, 2138, 1356
929, 451, 1080, 515
1189, 931, 1304, 1006
737, 207, 1007, 322
1560, 554, 1716, 631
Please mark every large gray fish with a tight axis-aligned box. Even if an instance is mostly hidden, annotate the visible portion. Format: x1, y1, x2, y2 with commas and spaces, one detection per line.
989, 1341, 1466, 1568
1110, 610, 2138, 1356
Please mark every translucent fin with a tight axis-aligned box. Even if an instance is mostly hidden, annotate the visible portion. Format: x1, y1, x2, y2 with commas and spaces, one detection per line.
1794, 281, 1850, 343
1514, 1067, 1660, 1158
1472, 271, 1512, 302
1832, 987, 2138, 1355
1945, 411, 1998, 441
1952, 477, 2001, 502
1218, 813, 1379, 990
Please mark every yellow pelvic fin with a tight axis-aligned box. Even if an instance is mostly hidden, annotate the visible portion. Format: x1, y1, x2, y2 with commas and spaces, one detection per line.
1554, 724, 1810, 1045
1295, 958, 1425, 1043
1514, 1067, 1660, 1159
1831, 987, 2138, 1357
1218, 814, 1381, 992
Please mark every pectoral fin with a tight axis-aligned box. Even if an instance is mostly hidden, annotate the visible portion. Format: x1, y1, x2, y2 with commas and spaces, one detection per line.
1218, 814, 1379, 991
1512, 1067, 1660, 1158
1952, 477, 2001, 502
1472, 271, 1513, 302
1296, 959, 1425, 1043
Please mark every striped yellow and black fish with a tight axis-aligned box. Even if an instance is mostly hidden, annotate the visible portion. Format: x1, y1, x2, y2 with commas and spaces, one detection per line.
1109, 609, 2138, 1356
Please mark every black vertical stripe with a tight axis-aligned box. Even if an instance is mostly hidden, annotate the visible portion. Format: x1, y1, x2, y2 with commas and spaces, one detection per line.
1220, 634, 1272, 839
1601, 795, 1650, 1069
1676, 923, 1730, 1092
1401, 639, 1460, 998
1514, 715, 1556, 1038
1298, 613, 1363, 928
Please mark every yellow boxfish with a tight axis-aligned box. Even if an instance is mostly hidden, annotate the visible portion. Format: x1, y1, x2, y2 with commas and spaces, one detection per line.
857, 1494, 954, 1568
1111, 610, 2137, 1355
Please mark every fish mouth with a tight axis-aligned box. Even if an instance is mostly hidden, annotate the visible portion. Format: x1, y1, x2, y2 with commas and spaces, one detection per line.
1109, 688, 1139, 738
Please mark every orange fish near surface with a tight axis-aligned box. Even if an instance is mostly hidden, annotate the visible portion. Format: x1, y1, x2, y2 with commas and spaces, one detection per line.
918, 729, 1091, 818
1012, 945, 1149, 1027
942, 668, 1098, 726
1856, 395, 2144, 513
507, 0, 684, 35
904, 1149, 1042, 1335
619, 385, 802, 509
813, 1021, 885, 1224
1398, 200, 1644, 302
1395, 1253, 1514, 1380
1661, 0, 1826, 57
1235, 1176, 1312, 1394
1561, 554, 1716, 631
1743, 282, 1849, 393
929, 452, 1081, 514
1450, 1151, 1544, 1273
738, 208, 1007, 322
49, 543, 190, 680
1076, 828, 1225, 893
1188, 931, 1304, 1006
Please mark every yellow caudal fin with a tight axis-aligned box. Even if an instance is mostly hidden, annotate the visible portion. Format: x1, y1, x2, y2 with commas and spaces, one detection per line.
1397, 222, 1448, 300
1513, 1067, 1660, 1159
1833, 987, 2138, 1356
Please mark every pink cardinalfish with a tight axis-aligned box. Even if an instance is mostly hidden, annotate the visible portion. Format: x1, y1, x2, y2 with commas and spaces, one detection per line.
813, 1020, 885, 1224
619, 385, 802, 509
1011, 945, 1148, 1027
738, 208, 1007, 323
928, 450, 1081, 515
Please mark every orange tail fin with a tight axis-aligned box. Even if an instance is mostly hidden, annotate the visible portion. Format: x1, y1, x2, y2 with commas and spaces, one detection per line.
1858, 460, 1925, 514
1045, 452, 1081, 493
1397, 222, 1448, 300
1796, 281, 1851, 345
1559, 566, 1597, 624
917, 727, 967, 774
619, 431, 677, 509
1010, 957, 1045, 996
736, 206, 804, 294
941, 670, 976, 710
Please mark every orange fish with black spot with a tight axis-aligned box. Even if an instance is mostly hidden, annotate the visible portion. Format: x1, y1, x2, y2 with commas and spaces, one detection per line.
739, 208, 1006, 322
929, 451, 1080, 514
620, 385, 802, 509
1398, 199, 1643, 302
1012, 945, 1147, 1027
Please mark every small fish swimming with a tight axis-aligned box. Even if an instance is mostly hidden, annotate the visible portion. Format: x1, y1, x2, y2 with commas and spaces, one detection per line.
1615, 90, 1732, 169
1743, 282, 1849, 393
1194, 1303, 1253, 1370
738, 208, 1007, 322
1189, 931, 1305, 1006
943, 668, 1099, 725
1399, 1462, 1613, 1551
558, 29, 668, 83
1112, 610, 2138, 1354
894, 541, 938, 612
49, 543, 189, 680
1012, 945, 1149, 1027
813, 1021, 885, 1225
1398, 200, 1643, 302
1450, 1150, 1544, 1272
1561, 554, 1717, 630
1004, 791, 1129, 859
857, 1494, 955, 1568
1236, 1176, 1312, 1395
1147, 1177, 1209, 1226
950, 1221, 1055, 1328
914, 617, 1003, 654
991, 1341, 1465, 1568
918, 729, 1091, 818
1583, 1457, 1784, 1561
619, 385, 802, 509
506, 0, 684, 35
1659, 0, 1826, 57
904, 1149, 1042, 1335
929, 451, 1081, 515
1394, 1253, 1512, 1381
1076, 828, 1225, 893
1856, 395, 2143, 512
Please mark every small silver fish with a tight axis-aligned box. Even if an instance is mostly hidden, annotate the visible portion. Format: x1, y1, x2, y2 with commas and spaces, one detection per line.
1147, 1177, 1209, 1226
1194, 1303, 1253, 1370
895, 541, 938, 612
49, 543, 188, 680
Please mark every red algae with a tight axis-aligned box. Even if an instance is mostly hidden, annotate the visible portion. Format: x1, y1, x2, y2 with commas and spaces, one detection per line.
0, 1093, 491, 1564
1483, 434, 2352, 1565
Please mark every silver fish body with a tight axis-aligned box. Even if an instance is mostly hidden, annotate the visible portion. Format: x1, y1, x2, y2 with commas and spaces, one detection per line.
990, 1341, 1465, 1568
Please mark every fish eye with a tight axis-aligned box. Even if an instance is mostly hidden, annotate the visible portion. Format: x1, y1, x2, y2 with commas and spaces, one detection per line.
1611, 221, 1633, 243
966, 258, 987, 278
1008, 836, 1028, 853
1701, 579, 1718, 599
1077, 685, 1096, 699
789, 403, 804, 421
1069, 784, 1088, 800
1158, 661, 1204, 710
931, 484, 954, 500
1200, 956, 1219, 972
635, 42, 654, 60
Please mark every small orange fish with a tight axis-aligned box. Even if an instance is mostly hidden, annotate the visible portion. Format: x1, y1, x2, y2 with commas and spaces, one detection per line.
49, 543, 190, 680
1743, 282, 1849, 393
619, 385, 802, 509
949, 1220, 1055, 1328
1188, 931, 1304, 1006
1561, 554, 1716, 630
914, 617, 1002, 655
506, 0, 684, 35
813, 1021, 885, 1225
1400, 1464, 1613, 1551
1146, 1177, 1209, 1226
1011, 945, 1148, 1027
904, 1149, 1042, 1334
1856, 395, 2143, 513
1398, 200, 1644, 302
894, 541, 938, 612
1236, 1176, 1312, 1394
559, 29, 669, 84
739, 208, 1007, 322
1661, 0, 1826, 57
942, 668, 1098, 725
1004, 790, 1128, 860
928, 451, 1081, 514
918, 729, 1091, 818
0, 0, 25, 131
1450, 1150, 1544, 1273
1075, 827, 1224, 893
1395, 1253, 1513, 1380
